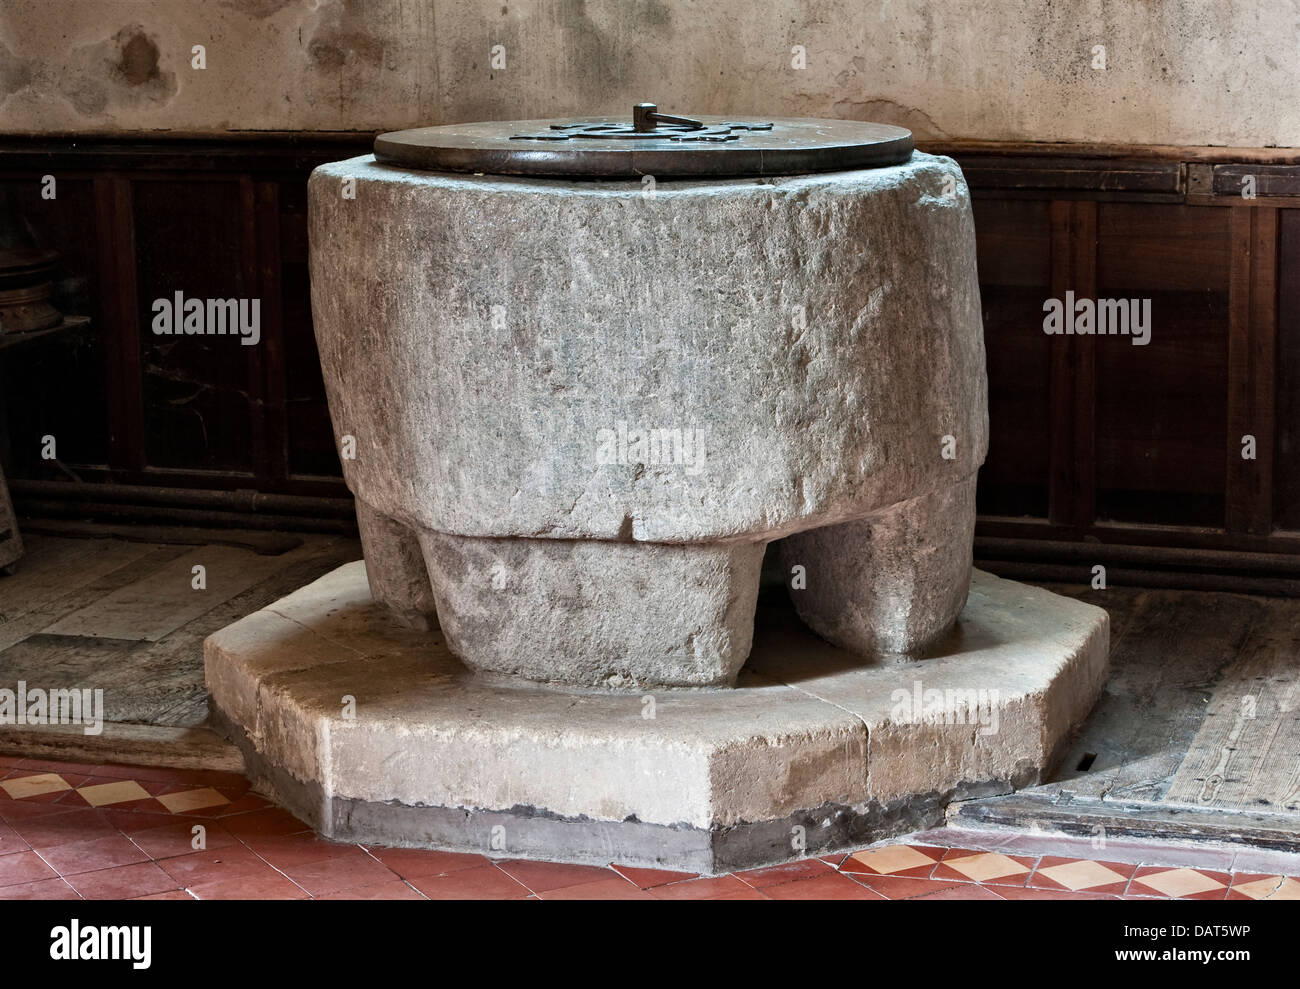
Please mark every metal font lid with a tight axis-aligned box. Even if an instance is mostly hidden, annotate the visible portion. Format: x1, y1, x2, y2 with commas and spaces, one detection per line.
373, 104, 914, 178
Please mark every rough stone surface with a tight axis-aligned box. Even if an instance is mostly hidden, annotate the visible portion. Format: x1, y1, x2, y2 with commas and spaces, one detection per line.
354, 497, 437, 630
204, 562, 1109, 872
309, 151, 987, 682
309, 152, 987, 545
419, 531, 764, 688
779, 472, 977, 657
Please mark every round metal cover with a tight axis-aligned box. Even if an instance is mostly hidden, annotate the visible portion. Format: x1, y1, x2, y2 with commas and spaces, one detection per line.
373, 105, 913, 178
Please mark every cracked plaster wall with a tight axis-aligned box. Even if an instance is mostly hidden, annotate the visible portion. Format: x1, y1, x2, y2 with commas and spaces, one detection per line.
0, 0, 1296, 146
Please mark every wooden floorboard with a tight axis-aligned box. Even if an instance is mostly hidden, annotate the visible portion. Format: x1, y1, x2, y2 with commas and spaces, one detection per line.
43, 541, 326, 642
0, 541, 190, 652
961, 582, 1300, 842
1165, 598, 1300, 813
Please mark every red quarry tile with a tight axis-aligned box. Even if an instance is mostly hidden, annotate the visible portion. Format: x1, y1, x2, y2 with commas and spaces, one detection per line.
494, 859, 616, 893
649, 875, 754, 900
0, 799, 87, 825
736, 857, 833, 889
932, 848, 1037, 886
408, 864, 531, 900
9, 807, 118, 850
819, 850, 852, 869
850, 874, 966, 900
317, 880, 426, 900
915, 883, 1008, 900
187, 872, 309, 900
132, 890, 195, 900
65, 862, 180, 900
0, 877, 81, 899
708, 889, 769, 900
157, 844, 279, 886
609, 864, 698, 889
0, 849, 57, 887
840, 844, 946, 878
539, 877, 654, 900
993, 886, 1120, 901
0, 820, 30, 856
1028, 856, 1137, 895
217, 807, 310, 838
279, 854, 398, 896
764, 873, 885, 900
38, 834, 151, 876
1129, 866, 1231, 900
128, 819, 239, 860
363, 846, 492, 879
101, 809, 184, 834
242, 833, 366, 870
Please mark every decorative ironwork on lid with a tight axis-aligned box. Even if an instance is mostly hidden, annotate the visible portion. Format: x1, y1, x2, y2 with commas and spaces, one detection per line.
510, 103, 774, 143
373, 104, 913, 179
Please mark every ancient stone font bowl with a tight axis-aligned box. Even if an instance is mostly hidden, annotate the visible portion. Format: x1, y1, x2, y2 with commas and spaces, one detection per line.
308, 133, 987, 689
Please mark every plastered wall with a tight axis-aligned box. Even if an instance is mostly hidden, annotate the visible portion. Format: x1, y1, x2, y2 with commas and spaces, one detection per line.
1, 0, 1297, 146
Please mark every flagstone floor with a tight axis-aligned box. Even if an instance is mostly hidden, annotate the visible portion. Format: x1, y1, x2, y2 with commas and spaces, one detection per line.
1, 755, 1297, 900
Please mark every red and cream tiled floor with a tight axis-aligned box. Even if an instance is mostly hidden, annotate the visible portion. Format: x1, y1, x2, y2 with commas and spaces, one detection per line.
2, 755, 1297, 900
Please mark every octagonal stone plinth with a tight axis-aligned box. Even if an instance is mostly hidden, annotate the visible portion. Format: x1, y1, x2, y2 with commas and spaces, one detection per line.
205, 563, 1107, 874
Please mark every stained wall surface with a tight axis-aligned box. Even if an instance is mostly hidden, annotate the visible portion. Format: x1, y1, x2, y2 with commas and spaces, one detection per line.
0, 0, 1296, 146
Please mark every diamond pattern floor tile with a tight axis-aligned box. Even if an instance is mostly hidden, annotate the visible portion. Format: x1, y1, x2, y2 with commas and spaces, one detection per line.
156, 787, 231, 814
0, 754, 1289, 901
1029, 856, 1136, 894
933, 849, 1036, 886
841, 844, 944, 878
1, 773, 73, 800
1130, 866, 1230, 900
73, 780, 152, 808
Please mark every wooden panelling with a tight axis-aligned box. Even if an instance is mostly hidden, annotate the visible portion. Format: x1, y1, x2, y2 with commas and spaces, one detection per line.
0, 178, 107, 470
1277, 209, 1300, 532
1096, 203, 1232, 293
1225, 207, 1279, 536
0, 138, 366, 498
1048, 200, 1096, 529
132, 179, 254, 474
1214, 164, 1300, 198
1094, 204, 1231, 527
972, 199, 1052, 519
95, 176, 146, 472
0, 137, 1298, 571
